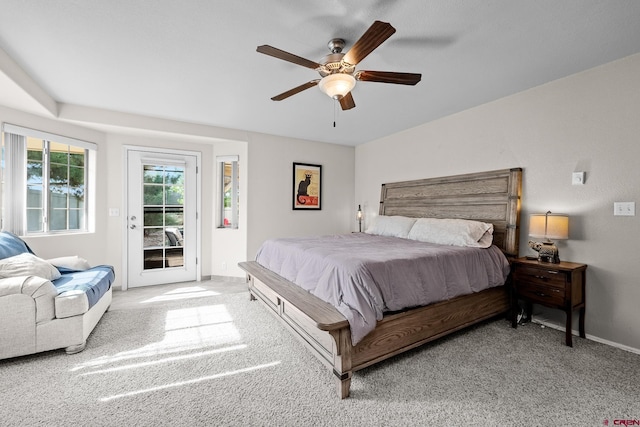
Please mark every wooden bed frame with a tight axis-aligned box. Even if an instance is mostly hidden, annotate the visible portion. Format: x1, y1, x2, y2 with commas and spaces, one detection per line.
239, 167, 522, 398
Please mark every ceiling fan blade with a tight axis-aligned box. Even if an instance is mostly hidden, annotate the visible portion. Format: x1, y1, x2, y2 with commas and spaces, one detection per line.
257, 45, 322, 70
339, 92, 356, 110
343, 21, 396, 65
356, 70, 422, 85
271, 80, 320, 101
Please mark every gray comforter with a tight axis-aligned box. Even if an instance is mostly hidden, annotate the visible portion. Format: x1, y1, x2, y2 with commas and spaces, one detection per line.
256, 233, 510, 344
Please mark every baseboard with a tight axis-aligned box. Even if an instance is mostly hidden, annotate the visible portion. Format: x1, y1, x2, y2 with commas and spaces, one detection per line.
531, 317, 640, 355
208, 275, 246, 283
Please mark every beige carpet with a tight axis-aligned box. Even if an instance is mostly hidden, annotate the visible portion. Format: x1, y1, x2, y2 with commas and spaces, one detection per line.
1, 280, 639, 426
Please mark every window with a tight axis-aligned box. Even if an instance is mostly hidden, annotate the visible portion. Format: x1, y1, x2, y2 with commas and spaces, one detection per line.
1, 124, 96, 235
218, 155, 239, 228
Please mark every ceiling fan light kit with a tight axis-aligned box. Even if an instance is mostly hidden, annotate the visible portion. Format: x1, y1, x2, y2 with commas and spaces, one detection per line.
318, 73, 356, 99
257, 21, 421, 111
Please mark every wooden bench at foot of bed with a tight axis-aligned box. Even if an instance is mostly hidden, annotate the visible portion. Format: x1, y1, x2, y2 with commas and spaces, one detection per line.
239, 260, 510, 399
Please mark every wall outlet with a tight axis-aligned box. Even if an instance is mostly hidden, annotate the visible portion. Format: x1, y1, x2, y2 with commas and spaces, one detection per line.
108, 208, 120, 217
614, 202, 635, 216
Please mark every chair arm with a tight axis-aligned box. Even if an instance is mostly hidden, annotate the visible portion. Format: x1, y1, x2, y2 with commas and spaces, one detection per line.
0, 276, 57, 323
55, 290, 89, 319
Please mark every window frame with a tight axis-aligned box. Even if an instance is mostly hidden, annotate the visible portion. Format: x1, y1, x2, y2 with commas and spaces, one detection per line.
217, 155, 239, 229
2, 123, 96, 236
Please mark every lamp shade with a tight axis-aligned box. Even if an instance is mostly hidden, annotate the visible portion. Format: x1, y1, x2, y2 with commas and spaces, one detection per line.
529, 212, 569, 240
318, 73, 356, 99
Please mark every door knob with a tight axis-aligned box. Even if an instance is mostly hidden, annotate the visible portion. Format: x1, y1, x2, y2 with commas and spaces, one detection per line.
130, 224, 137, 229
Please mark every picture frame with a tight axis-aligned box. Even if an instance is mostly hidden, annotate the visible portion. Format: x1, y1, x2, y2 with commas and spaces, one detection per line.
292, 162, 322, 210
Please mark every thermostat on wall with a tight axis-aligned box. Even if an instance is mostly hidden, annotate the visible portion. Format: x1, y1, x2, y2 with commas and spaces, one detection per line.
572, 172, 585, 185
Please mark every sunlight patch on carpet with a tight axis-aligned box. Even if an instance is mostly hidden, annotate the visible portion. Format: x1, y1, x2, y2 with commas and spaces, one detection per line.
140, 286, 220, 304
71, 304, 241, 372
98, 361, 282, 402
78, 344, 248, 376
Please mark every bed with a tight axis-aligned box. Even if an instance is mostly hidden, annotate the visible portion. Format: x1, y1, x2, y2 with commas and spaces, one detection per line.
239, 167, 522, 398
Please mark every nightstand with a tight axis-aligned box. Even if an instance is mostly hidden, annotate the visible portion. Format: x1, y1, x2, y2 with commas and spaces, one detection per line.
510, 257, 587, 347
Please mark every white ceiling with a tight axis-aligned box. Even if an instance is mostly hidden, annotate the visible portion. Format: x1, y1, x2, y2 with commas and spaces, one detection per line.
1, 1, 640, 146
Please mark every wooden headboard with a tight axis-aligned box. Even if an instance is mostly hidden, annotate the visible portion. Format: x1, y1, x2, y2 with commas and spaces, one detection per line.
379, 168, 523, 257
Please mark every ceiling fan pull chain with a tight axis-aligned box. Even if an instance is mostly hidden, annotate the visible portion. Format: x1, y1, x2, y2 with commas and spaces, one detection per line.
333, 99, 338, 128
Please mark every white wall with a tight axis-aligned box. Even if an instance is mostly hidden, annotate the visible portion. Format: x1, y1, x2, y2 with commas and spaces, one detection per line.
1, 104, 354, 285
247, 132, 355, 259
356, 53, 640, 352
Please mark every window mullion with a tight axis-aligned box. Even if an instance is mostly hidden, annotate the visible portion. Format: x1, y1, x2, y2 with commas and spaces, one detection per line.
43, 141, 50, 231
66, 147, 71, 231
84, 149, 89, 230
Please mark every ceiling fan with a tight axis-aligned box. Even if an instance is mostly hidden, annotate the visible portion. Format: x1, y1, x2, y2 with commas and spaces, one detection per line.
257, 20, 422, 111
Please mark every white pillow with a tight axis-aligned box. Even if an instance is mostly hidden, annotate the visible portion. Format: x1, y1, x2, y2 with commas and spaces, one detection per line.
365, 215, 417, 238
47, 255, 91, 271
0, 253, 62, 280
407, 218, 494, 248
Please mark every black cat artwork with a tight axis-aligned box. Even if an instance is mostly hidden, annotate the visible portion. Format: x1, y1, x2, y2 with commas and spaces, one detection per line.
293, 162, 321, 210
297, 172, 312, 204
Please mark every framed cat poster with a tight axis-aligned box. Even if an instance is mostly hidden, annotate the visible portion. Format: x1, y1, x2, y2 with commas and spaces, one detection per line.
293, 162, 322, 210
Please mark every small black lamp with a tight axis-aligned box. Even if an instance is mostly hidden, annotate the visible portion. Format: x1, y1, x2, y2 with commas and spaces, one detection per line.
356, 205, 363, 232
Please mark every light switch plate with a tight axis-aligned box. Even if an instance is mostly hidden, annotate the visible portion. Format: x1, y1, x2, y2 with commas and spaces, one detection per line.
572, 172, 585, 185
614, 202, 635, 216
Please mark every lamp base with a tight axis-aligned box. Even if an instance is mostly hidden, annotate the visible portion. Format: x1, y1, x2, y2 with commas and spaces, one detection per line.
528, 240, 560, 263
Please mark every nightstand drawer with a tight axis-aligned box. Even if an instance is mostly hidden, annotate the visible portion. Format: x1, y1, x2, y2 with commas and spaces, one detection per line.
517, 282, 565, 306
513, 265, 566, 289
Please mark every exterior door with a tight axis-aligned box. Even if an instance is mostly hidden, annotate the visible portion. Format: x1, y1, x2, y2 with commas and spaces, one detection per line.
126, 150, 198, 287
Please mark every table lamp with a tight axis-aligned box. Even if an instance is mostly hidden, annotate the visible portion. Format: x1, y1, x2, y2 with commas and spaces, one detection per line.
356, 205, 363, 232
528, 211, 569, 263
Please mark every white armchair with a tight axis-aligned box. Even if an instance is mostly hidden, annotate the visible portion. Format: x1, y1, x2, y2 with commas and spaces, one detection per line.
0, 231, 114, 360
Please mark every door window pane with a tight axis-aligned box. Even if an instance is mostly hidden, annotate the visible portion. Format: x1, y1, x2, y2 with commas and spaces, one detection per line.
144, 209, 164, 227
143, 228, 165, 248
165, 209, 183, 226
144, 185, 163, 205
142, 163, 185, 271
144, 165, 164, 183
